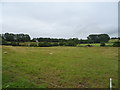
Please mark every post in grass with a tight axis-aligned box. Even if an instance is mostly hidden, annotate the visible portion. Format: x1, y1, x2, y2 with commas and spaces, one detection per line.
110, 78, 112, 90
36, 40, 39, 47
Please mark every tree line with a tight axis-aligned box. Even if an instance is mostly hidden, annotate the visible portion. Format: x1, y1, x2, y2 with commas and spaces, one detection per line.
0, 33, 119, 47
1, 33, 31, 42
87, 34, 110, 43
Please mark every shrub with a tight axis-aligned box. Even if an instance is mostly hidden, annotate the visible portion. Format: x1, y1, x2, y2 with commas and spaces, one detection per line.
100, 43, 106, 46
38, 42, 52, 47
11, 42, 20, 46
2, 40, 7, 45
66, 41, 77, 46
86, 45, 93, 47
113, 42, 120, 47
29, 43, 37, 47
59, 42, 67, 46
51, 42, 59, 46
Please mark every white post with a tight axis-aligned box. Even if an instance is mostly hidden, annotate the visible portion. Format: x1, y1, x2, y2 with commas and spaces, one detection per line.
110, 78, 112, 90
36, 40, 38, 47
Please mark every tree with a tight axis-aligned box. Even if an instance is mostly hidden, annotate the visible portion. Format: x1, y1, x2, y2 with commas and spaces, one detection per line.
100, 43, 106, 46
66, 41, 77, 46
38, 42, 52, 47
99, 34, 110, 43
3, 33, 14, 41
87, 34, 100, 43
59, 41, 66, 46
87, 34, 110, 43
11, 42, 20, 46
79, 39, 89, 44
2, 33, 31, 42
113, 42, 120, 47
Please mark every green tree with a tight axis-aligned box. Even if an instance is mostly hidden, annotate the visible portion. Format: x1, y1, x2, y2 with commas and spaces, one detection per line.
2, 33, 31, 42
66, 41, 77, 46
100, 43, 106, 47
113, 42, 120, 47
87, 34, 110, 43
99, 34, 110, 43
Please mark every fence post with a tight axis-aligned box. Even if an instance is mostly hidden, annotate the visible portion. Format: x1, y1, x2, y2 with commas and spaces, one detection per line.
110, 78, 112, 90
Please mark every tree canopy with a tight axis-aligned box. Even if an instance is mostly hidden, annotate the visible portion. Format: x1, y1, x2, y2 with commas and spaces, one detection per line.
2, 33, 31, 42
1, 33, 112, 47
87, 34, 110, 43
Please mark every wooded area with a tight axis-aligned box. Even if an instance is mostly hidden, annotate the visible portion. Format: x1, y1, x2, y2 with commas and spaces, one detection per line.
0, 33, 120, 47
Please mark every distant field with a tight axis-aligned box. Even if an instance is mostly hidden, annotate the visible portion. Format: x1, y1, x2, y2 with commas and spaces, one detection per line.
77, 39, 120, 47
77, 43, 113, 47
18, 39, 120, 47
2, 46, 118, 88
109, 39, 119, 43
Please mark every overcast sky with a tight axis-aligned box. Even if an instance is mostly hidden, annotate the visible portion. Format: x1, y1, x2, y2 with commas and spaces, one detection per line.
1, 2, 118, 39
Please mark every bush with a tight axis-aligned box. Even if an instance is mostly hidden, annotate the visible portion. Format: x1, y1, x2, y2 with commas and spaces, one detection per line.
11, 42, 20, 46
66, 41, 77, 46
38, 42, 52, 47
59, 42, 67, 46
2, 40, 7, 45
29, 43, 37, 47
113, 42, 120, 47
51, 42, 59, 46
86, 45, 93, 47
100, 43, 106, 46
59, 41, 77, 46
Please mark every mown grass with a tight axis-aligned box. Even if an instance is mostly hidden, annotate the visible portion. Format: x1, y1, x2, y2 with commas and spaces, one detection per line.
2, 46, 118, 88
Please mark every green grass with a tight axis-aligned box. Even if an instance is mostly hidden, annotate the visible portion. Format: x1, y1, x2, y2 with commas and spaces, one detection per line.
77, 43, 100, 47
109, 39, 119, 43
2, 46, 118, 88
77, 43, 113, 47
77, 42, 114, 47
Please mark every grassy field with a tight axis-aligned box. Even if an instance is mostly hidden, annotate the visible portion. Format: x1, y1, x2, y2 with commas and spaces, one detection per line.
77, 43, 114, 47
2, 46, 118, 88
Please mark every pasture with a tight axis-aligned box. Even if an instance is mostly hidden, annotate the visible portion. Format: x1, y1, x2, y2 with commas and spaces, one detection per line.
2, 46, 118, 88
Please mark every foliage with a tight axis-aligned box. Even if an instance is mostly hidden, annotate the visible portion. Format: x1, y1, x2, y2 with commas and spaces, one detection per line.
85, 44, 93, 47
99, 34, 110, 43
2, 33, 31, 42
100, 43, 106, 47
87, 34, 110, 43
1, 33, 117, 47
111, 37, 120, 39
38, 42, 52, 47
2, 40, 11, 45
113, 42, 120, 47
65, 41, 77, 46
79, 39, 89, 44
11, 42, 20, 46
32, 37, 67, 42
51, 42, 59, 46
29, 43, 37, 47
59, 42, 66, 46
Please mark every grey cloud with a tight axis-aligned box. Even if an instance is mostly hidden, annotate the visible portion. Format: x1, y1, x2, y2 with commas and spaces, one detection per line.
2, 2, 118, 39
